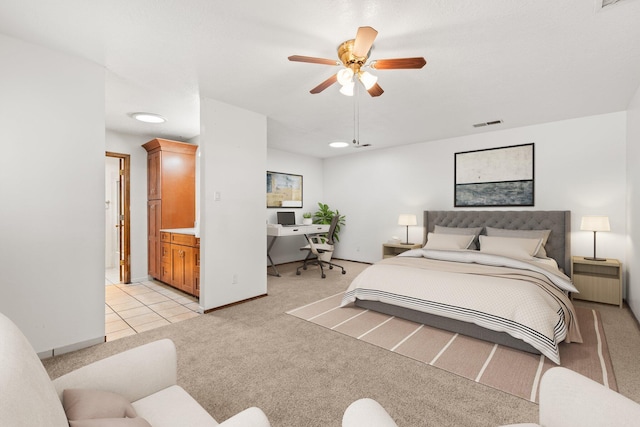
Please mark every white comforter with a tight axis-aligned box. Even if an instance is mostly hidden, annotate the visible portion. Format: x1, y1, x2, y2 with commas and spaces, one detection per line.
341, 249, 582, 364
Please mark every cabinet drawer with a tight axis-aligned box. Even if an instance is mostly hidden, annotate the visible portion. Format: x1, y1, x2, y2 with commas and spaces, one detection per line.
171, 233, 197, 246
160, 232, 171, 242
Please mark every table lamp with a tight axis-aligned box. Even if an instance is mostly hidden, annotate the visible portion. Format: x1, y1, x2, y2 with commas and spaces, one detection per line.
580, 215, 610, 261
398, 214, 417, 245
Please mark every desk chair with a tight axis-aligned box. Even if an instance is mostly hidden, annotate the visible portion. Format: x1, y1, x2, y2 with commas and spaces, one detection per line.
296, 215, 346, 279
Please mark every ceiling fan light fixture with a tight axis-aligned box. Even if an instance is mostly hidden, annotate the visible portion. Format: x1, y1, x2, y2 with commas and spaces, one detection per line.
337, 68, 354, 86
358, 71, 378, 90
130, 112, 166, 124
339, 81, 355, 96
329, 141, 350, 148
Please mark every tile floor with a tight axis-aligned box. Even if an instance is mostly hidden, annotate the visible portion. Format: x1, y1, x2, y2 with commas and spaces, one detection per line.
105, 268, 200, 341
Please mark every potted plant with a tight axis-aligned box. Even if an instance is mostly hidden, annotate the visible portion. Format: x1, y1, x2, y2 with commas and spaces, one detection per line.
313, 202, 346, 242
302, 212, 313, 225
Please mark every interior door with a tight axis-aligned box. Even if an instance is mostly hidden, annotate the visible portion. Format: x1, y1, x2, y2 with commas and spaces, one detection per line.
106, 152, 131, 283
116, 157, 126, 282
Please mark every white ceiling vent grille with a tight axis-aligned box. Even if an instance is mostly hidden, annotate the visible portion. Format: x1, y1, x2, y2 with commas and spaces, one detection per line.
473, 120, 503, 128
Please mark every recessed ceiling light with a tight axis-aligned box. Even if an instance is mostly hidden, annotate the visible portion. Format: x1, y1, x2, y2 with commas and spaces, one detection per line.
329, 141, 349, 148
130, 112, 166, 124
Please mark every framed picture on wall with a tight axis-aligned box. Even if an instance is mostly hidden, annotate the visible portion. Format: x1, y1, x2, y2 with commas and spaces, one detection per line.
454, 143, 534, 207
266, 171, 303, 208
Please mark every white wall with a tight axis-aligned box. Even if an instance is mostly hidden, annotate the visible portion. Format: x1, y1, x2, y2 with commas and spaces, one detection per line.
266, 148, 324, 265
105, 130, 155, 282
0, 34, 105, 354
199, 98, 267, 310
321, 113, 628, 269
626, 85, 640, 318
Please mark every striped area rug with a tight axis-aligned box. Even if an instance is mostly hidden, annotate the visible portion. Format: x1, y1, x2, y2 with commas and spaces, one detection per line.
287, 293, 617, 402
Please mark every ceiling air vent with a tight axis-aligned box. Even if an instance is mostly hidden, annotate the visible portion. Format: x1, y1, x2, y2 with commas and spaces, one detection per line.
473, 120, 503, 128
596, 0, 630, 9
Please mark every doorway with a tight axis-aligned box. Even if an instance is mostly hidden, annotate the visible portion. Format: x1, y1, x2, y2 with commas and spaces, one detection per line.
105, 152, 131, 284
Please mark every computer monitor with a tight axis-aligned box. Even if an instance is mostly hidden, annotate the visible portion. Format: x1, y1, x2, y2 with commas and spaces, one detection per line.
277, 211, 296, 226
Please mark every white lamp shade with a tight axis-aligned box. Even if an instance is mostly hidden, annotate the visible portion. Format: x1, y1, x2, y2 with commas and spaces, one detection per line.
398, 214, 417, 226
580, 216, 610, 232
358, 71, 378, 90
339, 81, 355, 96
337, 68, 354, 86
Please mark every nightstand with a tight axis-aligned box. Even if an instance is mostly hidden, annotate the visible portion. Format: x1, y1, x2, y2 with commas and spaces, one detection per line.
571, 256, 622, 307
382, 243, 422, 258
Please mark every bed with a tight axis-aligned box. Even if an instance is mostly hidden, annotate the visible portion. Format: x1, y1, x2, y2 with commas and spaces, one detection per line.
341, 210, 583, 364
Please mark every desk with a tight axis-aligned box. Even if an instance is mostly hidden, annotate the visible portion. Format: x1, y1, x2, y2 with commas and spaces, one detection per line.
267, 224, 330, 276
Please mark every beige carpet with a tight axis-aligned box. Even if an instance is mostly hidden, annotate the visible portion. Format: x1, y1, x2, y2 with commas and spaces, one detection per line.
287, 292, 617, 402
42, 261, 640, 427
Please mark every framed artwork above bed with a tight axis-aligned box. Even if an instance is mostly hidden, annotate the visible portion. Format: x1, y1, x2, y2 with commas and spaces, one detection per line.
454, 143, 534, 207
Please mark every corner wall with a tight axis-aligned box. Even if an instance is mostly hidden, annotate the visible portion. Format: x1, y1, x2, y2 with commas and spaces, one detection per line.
626, 85, 640, 318
0, 34, 105, 354
199, 98, 267, 310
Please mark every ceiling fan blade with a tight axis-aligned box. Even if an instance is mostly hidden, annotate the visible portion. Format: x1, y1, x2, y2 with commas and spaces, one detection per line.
288, 55, 338, 66
371, 57, 427, 70
367, 82, 384, 97
310, 74, 338, 94
352, 26, 378, 58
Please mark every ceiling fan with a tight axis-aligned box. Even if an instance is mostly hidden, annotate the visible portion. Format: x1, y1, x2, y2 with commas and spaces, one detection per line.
288, 26, 426, 97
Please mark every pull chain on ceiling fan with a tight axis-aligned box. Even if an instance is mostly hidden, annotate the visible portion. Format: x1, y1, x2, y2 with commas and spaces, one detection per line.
351, 82, 370, 148
288, 26, 426, 97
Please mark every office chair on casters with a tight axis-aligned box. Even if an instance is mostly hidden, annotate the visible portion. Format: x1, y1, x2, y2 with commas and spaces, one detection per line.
296, 215, 346, 279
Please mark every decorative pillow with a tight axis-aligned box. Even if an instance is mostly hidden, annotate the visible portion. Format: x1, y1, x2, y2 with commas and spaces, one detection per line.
424, 232, 475, 250
433, 225, 483, 250
63, 389, 137, 421
485, 227, 551, 258
479, 235, 543, 260
70, 419, 152, 427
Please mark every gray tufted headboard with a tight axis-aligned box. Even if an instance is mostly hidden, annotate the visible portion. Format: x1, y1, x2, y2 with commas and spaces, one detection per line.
424, 210, 571, 273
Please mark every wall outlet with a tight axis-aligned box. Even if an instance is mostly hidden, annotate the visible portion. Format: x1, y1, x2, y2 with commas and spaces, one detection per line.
232, 274, 238, 284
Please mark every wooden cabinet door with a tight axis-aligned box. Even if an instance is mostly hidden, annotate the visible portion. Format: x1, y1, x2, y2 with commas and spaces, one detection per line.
147, 200, 162, 278
193, 247, 200, 297
171, 244, 195, 294
147, 150, 161, 200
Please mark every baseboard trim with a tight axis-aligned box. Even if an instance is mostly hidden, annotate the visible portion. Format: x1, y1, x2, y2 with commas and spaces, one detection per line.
38, 336, 105, 360
203, 293, 268, 314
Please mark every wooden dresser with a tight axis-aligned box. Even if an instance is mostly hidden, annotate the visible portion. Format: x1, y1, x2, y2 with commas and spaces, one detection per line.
143, 138, 199, 296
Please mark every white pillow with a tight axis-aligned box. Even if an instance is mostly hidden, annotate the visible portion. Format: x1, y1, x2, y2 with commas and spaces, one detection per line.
433, 225, 483, 250
424, 232, 475, 250
479, 235, 543, 260
485, 227, 551, 258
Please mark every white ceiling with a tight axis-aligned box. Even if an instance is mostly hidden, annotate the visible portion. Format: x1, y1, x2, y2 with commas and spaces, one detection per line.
2, 0, 640, 158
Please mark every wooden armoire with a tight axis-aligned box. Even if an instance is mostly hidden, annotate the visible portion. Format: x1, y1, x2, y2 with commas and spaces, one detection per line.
142, 138, 197, 285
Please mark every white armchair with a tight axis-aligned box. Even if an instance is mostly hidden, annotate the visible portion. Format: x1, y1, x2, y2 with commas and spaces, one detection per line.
342, 368, 640, 427
501, 367, 640, 427
0, 311, 270, 427
342, 398, 398, 427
